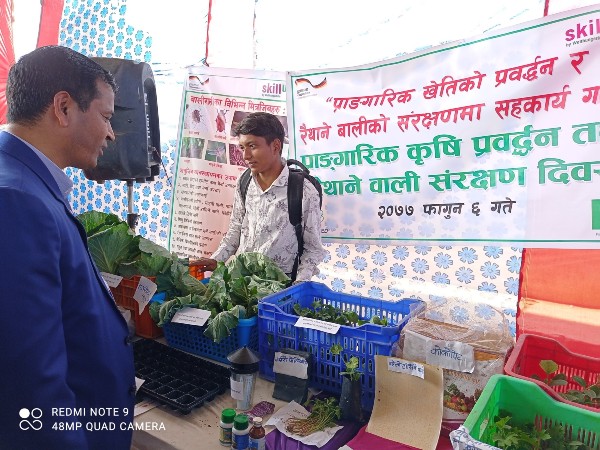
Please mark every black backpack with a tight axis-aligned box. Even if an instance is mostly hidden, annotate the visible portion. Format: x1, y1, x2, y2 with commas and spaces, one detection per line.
239, 159, 323, 281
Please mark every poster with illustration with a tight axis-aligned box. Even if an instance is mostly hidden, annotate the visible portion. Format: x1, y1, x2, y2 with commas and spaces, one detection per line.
168, 67, 286, 257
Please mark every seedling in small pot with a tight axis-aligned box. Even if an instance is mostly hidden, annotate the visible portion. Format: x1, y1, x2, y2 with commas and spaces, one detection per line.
330, 344, 361, 381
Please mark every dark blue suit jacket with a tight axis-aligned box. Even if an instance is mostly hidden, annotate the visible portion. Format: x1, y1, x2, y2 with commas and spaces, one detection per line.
0, 132, 136, 449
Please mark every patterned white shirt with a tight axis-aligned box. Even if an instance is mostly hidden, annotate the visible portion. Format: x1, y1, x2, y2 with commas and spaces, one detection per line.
211, 159, 325, 281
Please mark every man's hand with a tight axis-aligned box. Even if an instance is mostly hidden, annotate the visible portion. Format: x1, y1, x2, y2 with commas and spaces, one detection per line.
189, 257, 218, 272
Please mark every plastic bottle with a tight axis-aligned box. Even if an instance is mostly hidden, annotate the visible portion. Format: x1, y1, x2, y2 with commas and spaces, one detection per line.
219, 408, 236, 447
231, 414, 249, 450
248, 417, 265, 450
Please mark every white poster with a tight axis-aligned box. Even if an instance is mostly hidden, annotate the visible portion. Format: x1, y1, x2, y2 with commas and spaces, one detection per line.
287, 5, 600, 248
168, 67, 286, 257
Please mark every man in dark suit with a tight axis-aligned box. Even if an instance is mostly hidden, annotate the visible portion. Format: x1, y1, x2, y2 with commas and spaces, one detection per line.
0, 46, 136, 449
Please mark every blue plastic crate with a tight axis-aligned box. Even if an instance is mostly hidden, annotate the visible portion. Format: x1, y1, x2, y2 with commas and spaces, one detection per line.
257, 282, 425, 411
163, 316, 258, 365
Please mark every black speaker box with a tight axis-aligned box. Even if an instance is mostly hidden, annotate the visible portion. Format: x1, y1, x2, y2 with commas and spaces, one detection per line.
84, 58, 161, 182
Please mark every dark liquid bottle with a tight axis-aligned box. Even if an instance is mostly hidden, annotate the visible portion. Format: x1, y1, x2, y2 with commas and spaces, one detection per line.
248, 417, 265, 450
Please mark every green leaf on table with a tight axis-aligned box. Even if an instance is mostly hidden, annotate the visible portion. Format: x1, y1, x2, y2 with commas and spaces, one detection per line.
204, 310, 239, 342
170, 258, 207, 296
572, 376, 587, 388
138, 236, 173, 259
330, 344, 343, 355
77, 210, 122, 237
87, 223, 140, 274
149, 301, 162, 323
155, 294, 205, 326
540, 359, 559, 375
227, 252, 290, 284
118, 252, 172, 278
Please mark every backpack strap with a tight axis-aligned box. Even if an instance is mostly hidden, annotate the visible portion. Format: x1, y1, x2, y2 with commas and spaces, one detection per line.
239, 168, 252, 207
287, 159, 322, 208
240, 160, 317, 282
287, 158, 310, 174
287, 169, 305, 282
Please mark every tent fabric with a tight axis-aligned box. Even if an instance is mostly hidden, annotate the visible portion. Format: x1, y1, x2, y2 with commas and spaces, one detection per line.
37, 0, 63, 48
517, 248, 600, 357
0, 0, 61, 125
0, 0, 15, 124
519, 248, 600, 309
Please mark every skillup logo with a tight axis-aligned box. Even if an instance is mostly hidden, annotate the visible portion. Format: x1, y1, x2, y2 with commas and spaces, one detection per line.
19, 408, 43, 431
565, 17, 600, 45
261, 82, 286, 98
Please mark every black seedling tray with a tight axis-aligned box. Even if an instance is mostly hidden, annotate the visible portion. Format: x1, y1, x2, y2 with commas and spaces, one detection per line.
134, 338, 230, 414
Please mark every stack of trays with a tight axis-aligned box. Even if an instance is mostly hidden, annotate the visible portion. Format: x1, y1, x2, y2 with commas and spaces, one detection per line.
134, 339, 230, 414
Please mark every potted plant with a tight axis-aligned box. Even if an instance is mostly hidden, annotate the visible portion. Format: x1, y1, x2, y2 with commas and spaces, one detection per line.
331, 344, 364, 422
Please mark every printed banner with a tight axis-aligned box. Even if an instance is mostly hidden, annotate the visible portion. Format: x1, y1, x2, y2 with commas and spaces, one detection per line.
168, 67, 286, 257
287, 5, 600, 248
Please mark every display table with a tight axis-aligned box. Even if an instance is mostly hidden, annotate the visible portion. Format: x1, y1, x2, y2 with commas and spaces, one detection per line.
130, 339, 452, 450
132, 375, 288, 450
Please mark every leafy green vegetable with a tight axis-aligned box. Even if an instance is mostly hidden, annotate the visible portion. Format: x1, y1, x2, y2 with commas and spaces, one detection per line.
155, 293, 209, 326
203, 263, 231, 312
169, 260, 207, 296
151, 255, 207, 300
156, 253, 290, 343
200, 254, 289, 342
118, 251, 172, 278
77, 210, 206, 301
149, 301, 162, 323
491, 412, 591, 450
87, 222, 140, 274
77, 210, 121, 237
229, 277, 259, 316
203, 305, 245, 344
79, 219, 292, 345
292, 301, 389, 327
227, 252, 290, 283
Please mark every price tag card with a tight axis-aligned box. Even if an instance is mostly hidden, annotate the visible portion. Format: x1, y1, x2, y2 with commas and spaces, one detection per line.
172, 307, 211, 326
133, 276, 158, 315
230, 378, 243, 400
273, 352, 309, 379
425, 340, 475, 373
387, 357, 425, 379
135, 376, 145, 393
294, 317, 341, 334
101, 272, 122, 288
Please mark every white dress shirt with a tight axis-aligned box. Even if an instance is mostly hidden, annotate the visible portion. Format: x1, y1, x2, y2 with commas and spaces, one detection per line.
212, 159, 325, 281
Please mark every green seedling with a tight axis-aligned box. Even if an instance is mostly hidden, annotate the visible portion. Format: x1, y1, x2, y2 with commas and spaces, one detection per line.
330, 344, 361, 381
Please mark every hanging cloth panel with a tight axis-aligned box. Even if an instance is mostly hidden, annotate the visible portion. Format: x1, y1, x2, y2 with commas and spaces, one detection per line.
518, 248, 600, 357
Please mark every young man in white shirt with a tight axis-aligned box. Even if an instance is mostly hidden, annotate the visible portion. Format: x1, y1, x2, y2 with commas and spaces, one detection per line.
191, 112, 325, 282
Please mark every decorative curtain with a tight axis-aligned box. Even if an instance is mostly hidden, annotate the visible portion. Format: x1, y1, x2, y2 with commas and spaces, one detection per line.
0, 0, 15, 124
0, 0, 62, 124
37, 0, 63, 47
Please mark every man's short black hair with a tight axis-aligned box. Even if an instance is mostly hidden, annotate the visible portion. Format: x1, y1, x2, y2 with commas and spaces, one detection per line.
6, 45, 117, 126
234, 112, 285, 147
